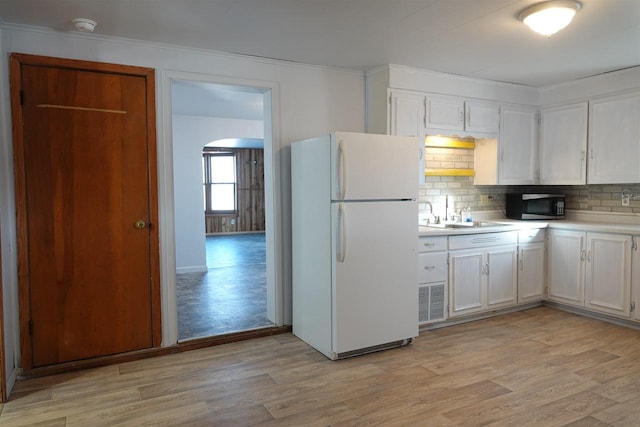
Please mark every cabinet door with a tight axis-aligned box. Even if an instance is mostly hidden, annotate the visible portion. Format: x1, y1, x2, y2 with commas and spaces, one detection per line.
426, 95, 464, 132
518, 242, 545, 303
465, 100, 499, 134
486, 245, 518, 308
499, 105, 538, 185
539, 102, 588, 185
547, 230, 585, 306
585, 233, 632, 317
389, 91, 425, 137
588, 93, 640, 184
449, 249, 485, 317
633, 236, 640, 321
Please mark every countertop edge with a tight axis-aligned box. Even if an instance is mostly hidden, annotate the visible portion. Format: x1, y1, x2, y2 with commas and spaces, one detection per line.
419, 219, 640, 236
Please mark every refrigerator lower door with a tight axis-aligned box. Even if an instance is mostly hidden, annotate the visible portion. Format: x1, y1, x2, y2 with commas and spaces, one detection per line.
331, 200, 418, 356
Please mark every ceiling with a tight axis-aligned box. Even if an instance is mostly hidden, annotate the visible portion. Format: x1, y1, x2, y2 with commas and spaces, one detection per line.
0, 0, 638, 88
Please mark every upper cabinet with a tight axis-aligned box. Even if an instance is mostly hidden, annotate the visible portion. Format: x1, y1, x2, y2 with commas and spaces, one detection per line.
372, 66, 640, 186
425, 95, 499, 136
588, 92, 640, 184
474, 104, 538, 186
425, 95, 464, 132
539, 102, 588, 185
465, 100, 500, 135
498, 105, 538, 185
389, 90, 425, 137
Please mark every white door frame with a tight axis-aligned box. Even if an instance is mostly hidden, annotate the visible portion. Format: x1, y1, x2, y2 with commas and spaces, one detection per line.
158, 70, 282, 345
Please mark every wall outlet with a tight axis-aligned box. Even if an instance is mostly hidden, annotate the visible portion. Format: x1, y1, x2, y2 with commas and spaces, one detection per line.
622, 194, 631, 206
479, 194, 493, 206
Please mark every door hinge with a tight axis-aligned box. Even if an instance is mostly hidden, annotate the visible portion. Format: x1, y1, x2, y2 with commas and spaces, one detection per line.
632, 236, 638, 251
20, 90, 25, 106
28, 319, 33, 335
631, 302, 636, 313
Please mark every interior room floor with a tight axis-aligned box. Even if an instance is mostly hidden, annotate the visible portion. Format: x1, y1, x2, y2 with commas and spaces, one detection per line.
177, 233, 272, 341
4, 306, 640, 425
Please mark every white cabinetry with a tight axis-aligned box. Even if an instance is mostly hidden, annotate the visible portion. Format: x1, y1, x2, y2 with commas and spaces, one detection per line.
499, 105, 538, 185
548, 229, 632, 317
547, 230, 585, 306
449, 232, 518, 317
425, 95, 499, 136
588, 92, 640, 184
418, 236, 448, 324
518, 228, 546, 303
474, 104, 538, 185
540, 102, 588, 185
633, 236, 640, 322
465, 100, 500, 134
425, 95, 464, 132
585, 233, 632, 317
389, 90, 425, 137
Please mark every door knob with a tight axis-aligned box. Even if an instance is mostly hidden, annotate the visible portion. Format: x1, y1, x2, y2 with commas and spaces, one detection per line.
135, 220, 147, 229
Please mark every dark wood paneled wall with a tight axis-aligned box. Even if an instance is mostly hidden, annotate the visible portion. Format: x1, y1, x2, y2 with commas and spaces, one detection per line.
205, 148, 265, 234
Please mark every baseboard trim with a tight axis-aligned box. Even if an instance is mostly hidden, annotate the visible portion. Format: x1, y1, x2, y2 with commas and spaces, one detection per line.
543, 301, 640, 330
176, 265, 208, 274
419, 302, 543, 332
16, 325, 291, 380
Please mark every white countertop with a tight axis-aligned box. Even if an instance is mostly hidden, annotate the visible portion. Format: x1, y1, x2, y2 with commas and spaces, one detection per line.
419, 216, 640, 237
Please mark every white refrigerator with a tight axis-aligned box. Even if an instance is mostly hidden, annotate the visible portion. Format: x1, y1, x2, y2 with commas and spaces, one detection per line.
291, 131, 419, 360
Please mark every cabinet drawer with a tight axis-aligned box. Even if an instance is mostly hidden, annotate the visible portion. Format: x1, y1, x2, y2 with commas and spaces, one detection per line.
419, 252, 447, 283
518, 228, 546, 244
449, 231, 518, 250
419, 236, 447, 252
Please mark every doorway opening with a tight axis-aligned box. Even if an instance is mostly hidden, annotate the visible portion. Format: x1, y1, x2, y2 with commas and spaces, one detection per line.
171, 80, 275, 341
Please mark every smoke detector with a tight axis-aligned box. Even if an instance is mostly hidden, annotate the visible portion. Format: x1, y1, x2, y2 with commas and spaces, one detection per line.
72, 18, 97, 33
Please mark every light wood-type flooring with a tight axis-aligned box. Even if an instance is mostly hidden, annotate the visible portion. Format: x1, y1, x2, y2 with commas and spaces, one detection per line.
2, 306, 640, 426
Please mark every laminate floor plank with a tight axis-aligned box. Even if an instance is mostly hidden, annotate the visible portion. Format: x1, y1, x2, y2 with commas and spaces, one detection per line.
590, 395, 640, 426
443, 373, 599, 425
3, 307, 640, 426
484, 390, 617, 427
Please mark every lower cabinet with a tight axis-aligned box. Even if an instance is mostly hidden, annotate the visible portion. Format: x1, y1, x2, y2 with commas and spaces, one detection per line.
547, 229, 585, 306
547, 229, 633, 317
585, 233, 632, 317
418, 236, 448, 324
449, 232, 518, 318
421, 227, 636, 325
518, 228, 546, 303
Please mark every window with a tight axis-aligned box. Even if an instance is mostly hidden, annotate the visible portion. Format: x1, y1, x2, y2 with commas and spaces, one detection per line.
203, 152, 236, 213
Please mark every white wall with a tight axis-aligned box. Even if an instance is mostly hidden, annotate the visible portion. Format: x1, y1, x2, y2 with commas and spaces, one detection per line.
0, 24, 365, 394
172, 115, 263, 273
0, 24, 20, 396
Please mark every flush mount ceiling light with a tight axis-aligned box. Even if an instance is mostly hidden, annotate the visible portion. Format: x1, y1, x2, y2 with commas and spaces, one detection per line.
518, 0, 581, 37
72, 17, 97, 33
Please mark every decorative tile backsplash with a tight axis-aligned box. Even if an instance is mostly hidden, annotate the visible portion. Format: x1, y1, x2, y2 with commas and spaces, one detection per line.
419, 147, 640, 220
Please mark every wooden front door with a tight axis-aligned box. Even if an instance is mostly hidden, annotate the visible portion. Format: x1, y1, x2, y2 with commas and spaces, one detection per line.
10, 54, 161, 369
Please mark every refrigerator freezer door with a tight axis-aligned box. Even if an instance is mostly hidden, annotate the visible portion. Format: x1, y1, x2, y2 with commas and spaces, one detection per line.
331, 200, 418, 355
331, 132, 419, 201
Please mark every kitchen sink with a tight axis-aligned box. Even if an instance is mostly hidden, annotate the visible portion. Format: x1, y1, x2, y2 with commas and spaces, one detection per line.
425, 221, 508, 229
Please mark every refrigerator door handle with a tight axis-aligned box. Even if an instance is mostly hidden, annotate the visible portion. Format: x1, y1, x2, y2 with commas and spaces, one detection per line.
337, 140, 347, 200
337, 203, 346, 262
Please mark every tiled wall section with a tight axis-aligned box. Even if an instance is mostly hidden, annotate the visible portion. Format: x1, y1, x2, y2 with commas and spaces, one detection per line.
420, 146, 640, 220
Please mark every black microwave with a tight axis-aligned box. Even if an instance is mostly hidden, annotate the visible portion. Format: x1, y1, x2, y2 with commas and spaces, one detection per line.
506, 193, 565, 220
